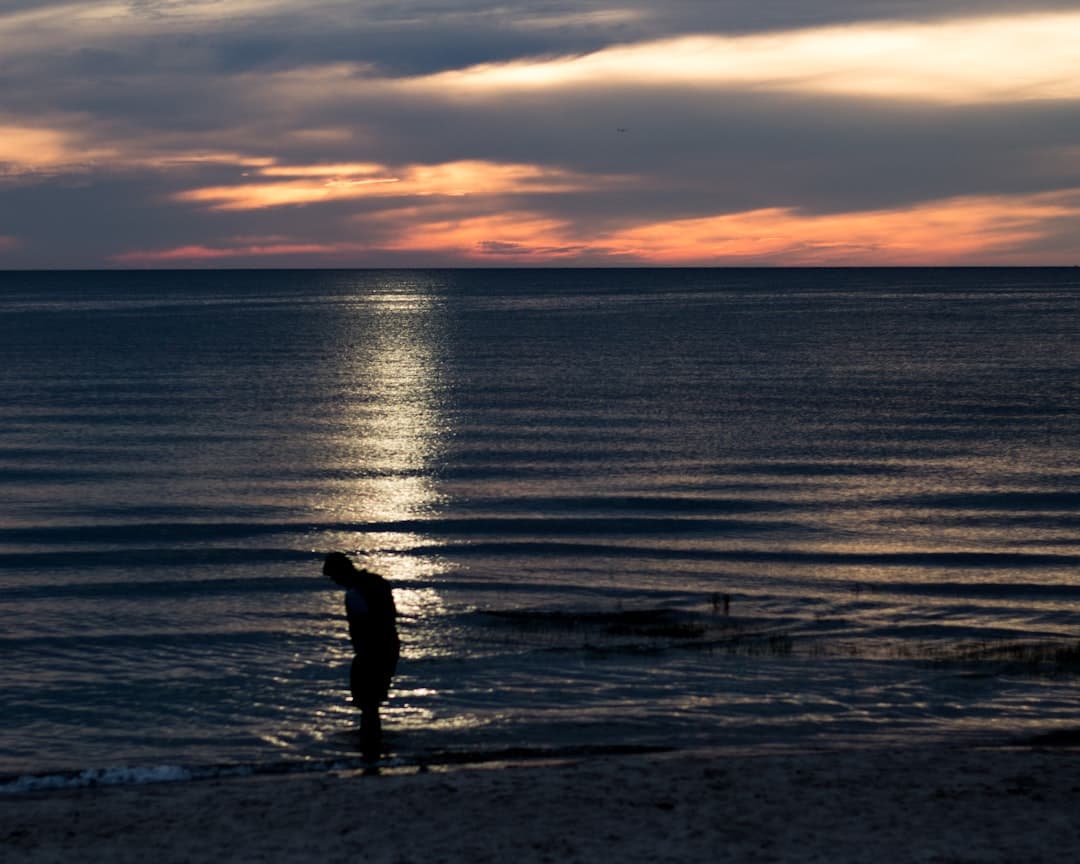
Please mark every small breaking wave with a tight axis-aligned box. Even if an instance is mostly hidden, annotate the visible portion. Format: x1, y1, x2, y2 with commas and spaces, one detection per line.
0, 757, 369, 797
0, 744, 674, 797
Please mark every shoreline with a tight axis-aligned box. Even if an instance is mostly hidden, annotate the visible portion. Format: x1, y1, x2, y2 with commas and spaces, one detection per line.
4, 743, 1079, 863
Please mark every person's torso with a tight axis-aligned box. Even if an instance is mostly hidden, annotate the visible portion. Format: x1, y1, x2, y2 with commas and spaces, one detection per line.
345, 581, 398, 655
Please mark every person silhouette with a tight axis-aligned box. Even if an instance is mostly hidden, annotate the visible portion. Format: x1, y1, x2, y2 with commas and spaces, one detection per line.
323, 552, 400, 762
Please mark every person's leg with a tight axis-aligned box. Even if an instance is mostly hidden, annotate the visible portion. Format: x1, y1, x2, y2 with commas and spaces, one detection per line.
359, 698, 382, 762
350, 655, 393, 762
349, 657, 378, 760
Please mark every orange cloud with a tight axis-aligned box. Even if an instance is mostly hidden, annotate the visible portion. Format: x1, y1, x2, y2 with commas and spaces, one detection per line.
0, 120, 274, 181
113, 190, 1080, 266
176, 160, 612, 211
111, 212, 595, 265
423, 11, 1080, 105
356, 190, 1080, 265
111, 240, 354, 265
258, 162, 388, 178
0, 124, 117, 175
605, 193, 1080, 264
0, 125, 69, 170
371, 209, 604, 262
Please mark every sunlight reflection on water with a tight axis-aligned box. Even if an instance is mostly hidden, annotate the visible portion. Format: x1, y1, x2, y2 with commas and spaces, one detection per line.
326, 290, 448, 523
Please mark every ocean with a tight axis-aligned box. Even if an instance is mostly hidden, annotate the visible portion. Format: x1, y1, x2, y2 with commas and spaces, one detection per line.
2, 268, 1079, 790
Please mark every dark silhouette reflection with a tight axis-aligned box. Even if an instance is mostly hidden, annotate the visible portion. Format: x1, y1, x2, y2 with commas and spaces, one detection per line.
323, 552, 400, 762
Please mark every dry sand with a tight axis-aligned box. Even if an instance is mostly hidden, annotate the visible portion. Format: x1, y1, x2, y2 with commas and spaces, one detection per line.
3, 745, 1079, 863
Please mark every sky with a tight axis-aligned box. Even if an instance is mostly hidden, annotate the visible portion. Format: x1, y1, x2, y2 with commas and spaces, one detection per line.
2, 0, 1080, 268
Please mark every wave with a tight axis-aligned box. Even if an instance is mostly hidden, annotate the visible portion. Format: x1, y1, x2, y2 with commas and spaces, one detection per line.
0, 744, 672, 797
0, 547, 315, 570
0, 514, 804, 547
0, 522, 319, 544
862, 580, 1080, 600
878, 491, 1080, 511
0, 626, 327, 653
0, 758, 364, 797
0, 574, 322, 602
420, 541, 1080, 568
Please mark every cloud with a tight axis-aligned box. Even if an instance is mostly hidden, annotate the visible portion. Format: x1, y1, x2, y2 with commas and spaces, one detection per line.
4, 3, 1080, 266
0, 123, 270, 181
366, 209, 614, 262
381, 188, 1080, 265
606, 190, 1080, 264
174, 160, 627, 210
110, 239, 353, 264
420, 11, 1080, 104
109, 188, 1080, 267
0, 124, 117, 177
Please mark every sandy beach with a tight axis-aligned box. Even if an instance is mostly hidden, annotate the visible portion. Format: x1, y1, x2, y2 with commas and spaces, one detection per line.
3, 744, 1078, 863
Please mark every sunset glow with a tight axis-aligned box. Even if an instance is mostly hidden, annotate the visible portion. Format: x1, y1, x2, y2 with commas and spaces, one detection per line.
4, 3, 1080, 267
112, 188, 1080, 267
605, 193, 1080, 265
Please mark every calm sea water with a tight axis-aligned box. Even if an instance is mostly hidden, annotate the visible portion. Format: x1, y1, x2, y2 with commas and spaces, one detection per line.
2, 268, 1079, 785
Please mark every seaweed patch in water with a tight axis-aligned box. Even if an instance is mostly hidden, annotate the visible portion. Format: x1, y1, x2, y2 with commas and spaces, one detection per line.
479, 607, 707, 638
952, 639, 1080, 669
477, 607, 796, 657
902, 638, 1080, 675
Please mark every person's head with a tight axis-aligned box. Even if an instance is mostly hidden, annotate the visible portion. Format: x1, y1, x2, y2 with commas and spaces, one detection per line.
323, 551, 357, 587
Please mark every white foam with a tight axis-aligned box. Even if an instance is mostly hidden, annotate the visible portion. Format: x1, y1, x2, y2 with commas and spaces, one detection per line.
0, 764, 195, 795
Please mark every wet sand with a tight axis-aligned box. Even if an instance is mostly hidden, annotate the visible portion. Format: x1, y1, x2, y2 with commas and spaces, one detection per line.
3, 745, 1079, 863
